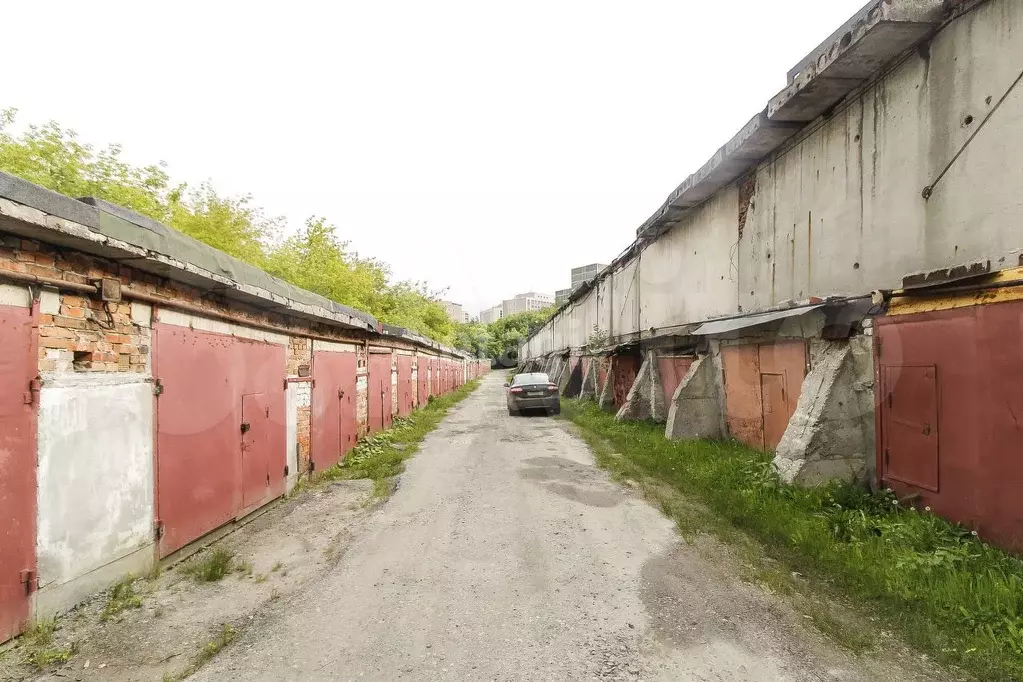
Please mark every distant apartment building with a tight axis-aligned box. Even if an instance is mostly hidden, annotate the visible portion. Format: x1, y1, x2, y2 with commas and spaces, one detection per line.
441, 301, 466, 325
555, 288, 573, 306
479, 304, 503, 324
502, 292, 554, 316
479, 292, 554, 324
570, 263, 607, 289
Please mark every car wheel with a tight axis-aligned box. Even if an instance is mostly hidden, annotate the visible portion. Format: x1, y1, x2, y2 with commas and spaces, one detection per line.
549, 404, 561, 416
508, 408, 518, 417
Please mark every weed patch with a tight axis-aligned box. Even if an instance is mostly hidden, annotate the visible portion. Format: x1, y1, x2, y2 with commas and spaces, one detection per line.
100, 575, 144, 621
561, 399, 1023, 681
19, 618, 77, 669
181, 548, 235, 582
316, 379, 481, 494
167, 623, 237, 681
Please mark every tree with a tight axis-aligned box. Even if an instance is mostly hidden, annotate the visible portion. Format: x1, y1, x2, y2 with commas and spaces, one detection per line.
0, 108, 458, 344
453, 322, 492, 358
450, 306, 556, 361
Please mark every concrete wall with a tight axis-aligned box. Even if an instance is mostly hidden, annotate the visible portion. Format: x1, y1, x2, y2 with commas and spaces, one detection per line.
36, 374, 155, 614
520, 1, 1023, 362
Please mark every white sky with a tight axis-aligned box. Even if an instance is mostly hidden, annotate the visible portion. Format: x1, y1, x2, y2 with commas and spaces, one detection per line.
3, 1, 866, 316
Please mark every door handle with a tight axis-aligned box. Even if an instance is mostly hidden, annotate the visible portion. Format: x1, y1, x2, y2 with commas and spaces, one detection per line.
240, 422, 251, 433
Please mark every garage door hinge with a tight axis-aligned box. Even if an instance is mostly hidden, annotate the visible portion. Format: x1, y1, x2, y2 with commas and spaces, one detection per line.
884, 448, 890, 466
284, 464, 289, 477
153, 379, 164, 396
154, 520, 164, 539
24, 378, 43, 405
20, 569, 37, 594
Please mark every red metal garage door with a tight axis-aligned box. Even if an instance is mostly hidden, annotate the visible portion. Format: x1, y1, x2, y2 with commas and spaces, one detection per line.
311, 350, 357, 472
658, 356, 696, 407
0, 302, 37, 642
368, 352, 392, 433
417, 356, 429, 404
154, 323, 286, 557
721, 341, 807, 451
431, 359, 440, 396
875, 300, 1023, 550
397, 355, 413, 416
611, 354, 640, 407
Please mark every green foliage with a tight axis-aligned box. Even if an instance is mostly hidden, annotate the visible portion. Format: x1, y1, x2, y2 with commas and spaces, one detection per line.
181, 548, 235, 582
0, 108, 454, 343
452, 307, 556, 360
562, 399, 1023, 681
20, 617, 77, 669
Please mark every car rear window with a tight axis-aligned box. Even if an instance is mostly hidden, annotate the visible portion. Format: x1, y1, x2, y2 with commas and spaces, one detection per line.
512, 373, 549, 386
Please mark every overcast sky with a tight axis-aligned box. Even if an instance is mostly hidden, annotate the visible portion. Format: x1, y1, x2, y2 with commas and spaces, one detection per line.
3, 1, 865, 316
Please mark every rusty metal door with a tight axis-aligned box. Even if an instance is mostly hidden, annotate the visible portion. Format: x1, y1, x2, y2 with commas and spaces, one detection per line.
154, 323, 286, 557
760, 373, 788, 451
882, 365, 940, 491
431, 359, 440, 396
722, 341, 806, 451
397, 355, 413, 416
368, 353, 392, 433
722, 345, 764, 449
657, 356, 695, 407
0, 302, 36, 642
311, 351, 357, 471
611, 354, 640, 407
241, 393, 270, 509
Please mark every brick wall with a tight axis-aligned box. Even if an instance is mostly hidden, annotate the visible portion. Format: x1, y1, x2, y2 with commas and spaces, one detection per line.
286, 338, 313, 475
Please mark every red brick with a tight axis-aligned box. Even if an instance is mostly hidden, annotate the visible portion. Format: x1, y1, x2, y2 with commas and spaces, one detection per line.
15, 251, 34, 263
61, 306, 86, 318
129, 354, 146, 364
20, 240, 40, 252
33, 253, 56, 267
39, 326, 73, 339
41, 337, 72, 350
38, 314, 53, 324
26, 263, 59, 278
61, 295, 88, 308
62, 272, 88, 285
55, 315, 90, 329
105, 333, 130, 345
71, 341, 96, 353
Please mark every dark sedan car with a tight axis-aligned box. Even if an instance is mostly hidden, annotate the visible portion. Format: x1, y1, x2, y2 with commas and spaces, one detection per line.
505, 372, 561, 416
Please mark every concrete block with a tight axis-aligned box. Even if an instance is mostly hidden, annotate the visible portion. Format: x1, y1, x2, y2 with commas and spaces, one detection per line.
130, 301, 152, 327
664, 356, 723, 441
39, 288, 60, 315
773, 338, 875, 486
597, 360, 615, 411
0, 282, 31, 308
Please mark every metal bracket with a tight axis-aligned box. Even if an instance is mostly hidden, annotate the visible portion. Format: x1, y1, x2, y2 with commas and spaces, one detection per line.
153, 379, 164, 396
154, 520, 164, 539
284, 465, 290, 477
240, 422, 251, 434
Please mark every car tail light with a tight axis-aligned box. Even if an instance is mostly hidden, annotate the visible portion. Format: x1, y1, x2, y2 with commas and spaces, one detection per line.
547, 384, 558, 392
510, 387, 524, 394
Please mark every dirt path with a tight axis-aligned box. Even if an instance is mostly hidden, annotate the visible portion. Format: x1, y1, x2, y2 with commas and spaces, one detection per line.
188, 374, 943, 681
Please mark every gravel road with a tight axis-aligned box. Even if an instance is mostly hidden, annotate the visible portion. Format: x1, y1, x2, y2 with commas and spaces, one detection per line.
192, 374, 939, 682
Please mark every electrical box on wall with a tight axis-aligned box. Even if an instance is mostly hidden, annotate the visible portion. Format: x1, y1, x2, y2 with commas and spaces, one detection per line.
99, 277, 122, 302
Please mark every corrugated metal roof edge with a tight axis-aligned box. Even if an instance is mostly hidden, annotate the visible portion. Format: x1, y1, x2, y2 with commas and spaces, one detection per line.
0, 171, 466, 359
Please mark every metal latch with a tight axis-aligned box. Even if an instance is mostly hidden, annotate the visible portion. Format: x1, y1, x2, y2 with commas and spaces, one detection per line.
338, 388, 344, 399
154, 520, 164, 539
240, 422, 251, 434
153, 379, 164, 396
284, 464, 290, 477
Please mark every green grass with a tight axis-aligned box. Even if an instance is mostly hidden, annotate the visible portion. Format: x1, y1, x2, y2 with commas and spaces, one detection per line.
316, 379, 481, 493
100, 574, 144, 621
561, 399, 1023, 681
165, 623, 237, 681
19, 618, 77, 669
181, 548, 235, 582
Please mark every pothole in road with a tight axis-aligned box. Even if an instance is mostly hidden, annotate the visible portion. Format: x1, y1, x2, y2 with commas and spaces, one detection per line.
547, 482, 621, 508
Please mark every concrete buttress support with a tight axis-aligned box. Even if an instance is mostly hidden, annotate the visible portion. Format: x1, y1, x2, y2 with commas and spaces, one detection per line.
773, 338, 875, 486
664, 355, 723, 441
615, 352, 665, 422
597, 358, 615, 411
579, 357, 597, 400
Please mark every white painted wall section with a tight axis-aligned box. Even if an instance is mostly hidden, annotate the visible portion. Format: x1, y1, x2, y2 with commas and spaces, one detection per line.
157, 308, 288, 345
36, 374, 154, 589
